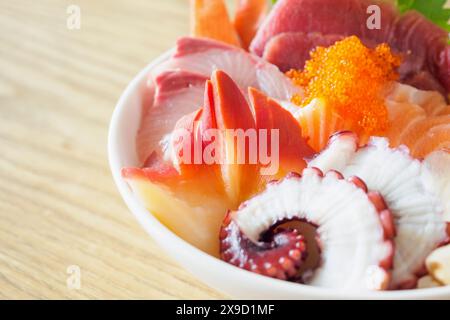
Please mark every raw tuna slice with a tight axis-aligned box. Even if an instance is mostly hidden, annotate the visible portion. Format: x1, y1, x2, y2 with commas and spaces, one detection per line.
251, 0, 450, 94
263, 32, 343, 72
250, 0, 396, 56
438, 47, 450, 92
402, 71, 446, 96
388, 11, 448, 95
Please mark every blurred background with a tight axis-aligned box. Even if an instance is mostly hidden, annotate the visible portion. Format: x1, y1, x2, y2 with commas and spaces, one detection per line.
0, 0, 230, 299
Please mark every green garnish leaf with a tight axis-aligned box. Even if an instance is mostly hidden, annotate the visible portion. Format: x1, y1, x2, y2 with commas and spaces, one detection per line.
397, 0, 450, 32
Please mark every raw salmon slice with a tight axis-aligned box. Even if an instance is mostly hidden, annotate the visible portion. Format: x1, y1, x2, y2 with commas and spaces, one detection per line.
294, 99, 344, 152
385, 100, 427, 147
438, 105, 450, 115
281, 97, 371, 152
190, 0, 241, 47
411, 124, 450, 159
234, 0, 268, 50
398, 115, 450, 152
386, 83, 447, 116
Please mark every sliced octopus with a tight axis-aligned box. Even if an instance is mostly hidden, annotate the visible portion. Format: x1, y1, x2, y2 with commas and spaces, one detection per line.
309, 132, 449, 289
220, 168, 396, 290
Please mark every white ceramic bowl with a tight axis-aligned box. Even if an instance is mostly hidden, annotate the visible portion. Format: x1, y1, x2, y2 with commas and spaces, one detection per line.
108, 51, 450, 299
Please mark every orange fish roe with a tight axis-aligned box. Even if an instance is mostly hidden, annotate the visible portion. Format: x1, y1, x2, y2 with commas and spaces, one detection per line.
287, 36, 401, 135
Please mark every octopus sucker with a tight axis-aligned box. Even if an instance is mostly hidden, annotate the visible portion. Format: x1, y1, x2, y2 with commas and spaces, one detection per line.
220, 167, 395, 290
220, 214, 307, 280
309, 132, 449, 289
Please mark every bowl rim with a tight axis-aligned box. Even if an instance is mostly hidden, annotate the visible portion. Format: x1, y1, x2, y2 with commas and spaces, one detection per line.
108, 49, 450, 299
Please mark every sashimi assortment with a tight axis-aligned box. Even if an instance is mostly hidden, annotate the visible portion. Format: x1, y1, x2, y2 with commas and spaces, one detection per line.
252, 0, 450, 96
122, 0, 450, 291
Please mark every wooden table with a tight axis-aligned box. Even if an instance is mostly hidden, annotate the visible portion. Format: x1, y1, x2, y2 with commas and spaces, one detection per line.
0, 0, 227, 299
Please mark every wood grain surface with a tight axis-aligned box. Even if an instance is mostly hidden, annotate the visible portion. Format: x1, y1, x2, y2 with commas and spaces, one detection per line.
0, 0, 228, 299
